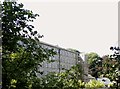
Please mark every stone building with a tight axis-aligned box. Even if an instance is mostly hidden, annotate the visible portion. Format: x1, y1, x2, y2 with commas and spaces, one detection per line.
37, 41, 82, 76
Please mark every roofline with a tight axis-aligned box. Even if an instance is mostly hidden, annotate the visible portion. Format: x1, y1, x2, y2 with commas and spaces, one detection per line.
39, 41, 81, 54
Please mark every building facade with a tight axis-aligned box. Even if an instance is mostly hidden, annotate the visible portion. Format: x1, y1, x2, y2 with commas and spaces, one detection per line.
37, 42, 82, 76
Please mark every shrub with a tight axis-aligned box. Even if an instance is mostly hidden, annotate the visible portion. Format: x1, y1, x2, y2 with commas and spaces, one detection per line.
85, 79, 105, 89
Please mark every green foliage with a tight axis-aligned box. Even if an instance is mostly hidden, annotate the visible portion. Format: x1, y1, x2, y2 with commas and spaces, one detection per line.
86, 52, 102, 78
87, 47, 120, 88
101, 46, 120, 88
86, 52, 99, 64
2, 1, 55, 89
35, 65, 105, 89
38, 65, 84, 89
85, 79, 105, 89
101, 55, 118, 81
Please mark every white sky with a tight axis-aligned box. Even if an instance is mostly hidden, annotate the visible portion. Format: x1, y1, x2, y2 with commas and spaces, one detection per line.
18, 0, 118, 57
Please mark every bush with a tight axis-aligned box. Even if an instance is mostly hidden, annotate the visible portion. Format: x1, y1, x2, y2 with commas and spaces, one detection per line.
38, 65, 106, 89
38, 65, 84, 89
85, 79, 105, 89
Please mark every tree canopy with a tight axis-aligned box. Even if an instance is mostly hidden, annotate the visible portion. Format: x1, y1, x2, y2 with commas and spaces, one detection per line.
86, 52, 102, 78
2, 1, 55, 89
86, 49, 120, 88
86, 52, 99, 65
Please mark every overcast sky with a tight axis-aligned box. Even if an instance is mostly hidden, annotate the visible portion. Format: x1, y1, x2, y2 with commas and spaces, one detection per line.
18, 0, 118, 57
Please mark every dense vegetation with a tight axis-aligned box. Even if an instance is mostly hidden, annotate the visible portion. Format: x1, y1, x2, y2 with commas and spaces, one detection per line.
2, 1, 55, 89
37, 65, 105, 89
2, 0, 120, 89
87, 47, 120, 88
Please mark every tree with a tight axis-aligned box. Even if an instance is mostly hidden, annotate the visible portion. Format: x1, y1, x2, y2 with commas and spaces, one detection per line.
101, 47, 120, 88
2, 1, 55, 89
94, 47, 120, 88
86, 52, 102, 78
100, 55, 117, 79
86, 52, 99, 64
